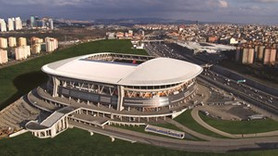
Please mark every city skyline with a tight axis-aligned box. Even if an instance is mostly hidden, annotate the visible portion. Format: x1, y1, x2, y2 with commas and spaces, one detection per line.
0, 0, 278, 24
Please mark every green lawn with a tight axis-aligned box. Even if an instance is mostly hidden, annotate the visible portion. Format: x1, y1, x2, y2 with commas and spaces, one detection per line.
0, 39, 147, 110
0, 128, 277, 156
200, 113, 278, 134
174, 110, 226, 138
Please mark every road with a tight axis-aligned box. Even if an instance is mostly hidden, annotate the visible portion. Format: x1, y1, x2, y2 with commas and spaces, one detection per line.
144, 42, 278, 118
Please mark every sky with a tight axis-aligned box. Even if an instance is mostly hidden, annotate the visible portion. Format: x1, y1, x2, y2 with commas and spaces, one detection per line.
0, 0, 278, 24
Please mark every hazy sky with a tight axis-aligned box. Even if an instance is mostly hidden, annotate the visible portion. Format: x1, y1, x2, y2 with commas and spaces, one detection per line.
0, 0, 278, 24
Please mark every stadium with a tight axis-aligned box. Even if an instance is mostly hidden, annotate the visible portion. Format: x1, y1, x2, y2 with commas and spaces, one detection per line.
25, 53, 203, 138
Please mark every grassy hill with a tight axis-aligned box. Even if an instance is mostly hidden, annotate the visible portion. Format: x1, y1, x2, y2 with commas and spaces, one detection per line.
0, 39, 147, 110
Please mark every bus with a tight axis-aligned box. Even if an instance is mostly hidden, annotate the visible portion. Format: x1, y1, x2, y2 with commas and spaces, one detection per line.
237, 79, 246, 83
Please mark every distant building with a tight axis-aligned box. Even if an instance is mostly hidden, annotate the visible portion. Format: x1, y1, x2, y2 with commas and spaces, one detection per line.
247, 48, 255, 64
131, 40, 144, 49
229, 38, 239, 45
242, 48, 249, 64
18, 37, 27, 46
139, 29, 145, 36
14, 46, 30, 60
116, 32, 125, 39
257, 45, 265, 61
26, 45, 31, 57
235, 47, 241, 62
242, 47, 254, 64
45, 37, 58, 52
14, 47, 26, 60
7, 18, 14, 31
31, 37, 43, 54
31, 44, 41, 54
0, 37, 8, 49
0, 19, 7, 32
30, 16, 35, 27
207, 36, 218, 43
36, 20, 45, 27
125, 31, 133, 39
30, 16, 54, 29
263, 48, 276, 65
106, 32, 116, 39
128, 30, 133, 36
270, 49, 277, 65
8, 37, 17, 47
0, 49, 8, 64
31, 37, 43, 45
14, 17, 23, 30
254, 45, 259, 60
49, 18, 54, 30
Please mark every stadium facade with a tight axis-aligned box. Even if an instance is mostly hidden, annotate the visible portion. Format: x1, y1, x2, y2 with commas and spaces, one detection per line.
25, 53, 203, 138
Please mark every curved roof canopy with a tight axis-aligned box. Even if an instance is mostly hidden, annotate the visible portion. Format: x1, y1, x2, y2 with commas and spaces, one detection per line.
42, 53, 203, 86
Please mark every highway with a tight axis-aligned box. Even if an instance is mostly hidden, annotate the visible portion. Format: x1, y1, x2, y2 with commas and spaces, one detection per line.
144, 42, 278, 117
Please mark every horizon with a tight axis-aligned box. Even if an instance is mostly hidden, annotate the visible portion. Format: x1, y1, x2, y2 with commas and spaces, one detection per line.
1, 17, 277, 26
0, 0, 278, 25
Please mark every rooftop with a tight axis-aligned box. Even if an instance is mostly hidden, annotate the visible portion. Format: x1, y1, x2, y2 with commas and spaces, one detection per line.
42, 53, 203, 86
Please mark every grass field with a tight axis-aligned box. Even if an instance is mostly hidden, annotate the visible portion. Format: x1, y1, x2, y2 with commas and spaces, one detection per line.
0, 128, 277, 156
174, 110, 226, 138
0, 39, 147, 110
200, 113, 278, 134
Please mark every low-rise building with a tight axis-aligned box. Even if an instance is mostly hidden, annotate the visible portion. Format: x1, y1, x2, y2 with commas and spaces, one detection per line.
14, 46, 31, 60
18, 37, 27, 46
230, 38, 239, 45
0, 37, 8, 49
116, 32, 125, 39
207, 36, 218, 43
31, 37, 43, 54
45, 37, 58, 53
31, 44, 41, 54
0, 49, 8, 64
8, 37, 17, 47
31, 37, 43, 45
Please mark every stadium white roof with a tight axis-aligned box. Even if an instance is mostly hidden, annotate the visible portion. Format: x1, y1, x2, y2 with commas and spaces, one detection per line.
42, 53, 203, 86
